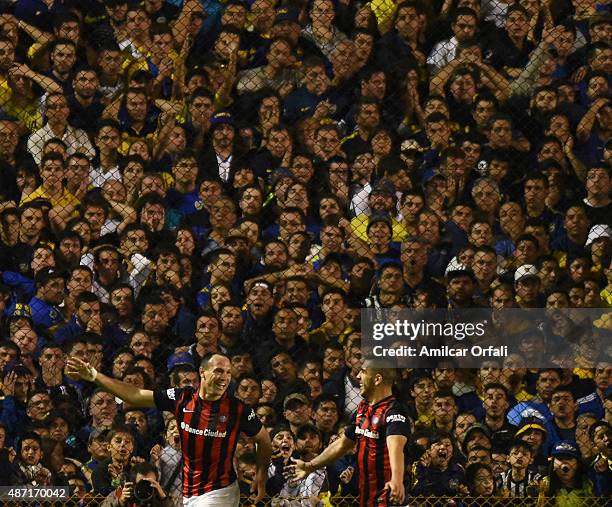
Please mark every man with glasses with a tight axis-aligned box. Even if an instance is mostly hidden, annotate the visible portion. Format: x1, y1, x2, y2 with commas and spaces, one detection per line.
314, 123, 343, 162
283, 392, 313, 436
25, 389, 52, 422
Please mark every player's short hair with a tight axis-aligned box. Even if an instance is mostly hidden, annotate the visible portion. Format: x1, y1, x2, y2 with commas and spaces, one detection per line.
200, 352, 231, 369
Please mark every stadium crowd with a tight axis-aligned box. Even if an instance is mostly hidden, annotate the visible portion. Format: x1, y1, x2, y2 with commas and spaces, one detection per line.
0, 0, 610, 505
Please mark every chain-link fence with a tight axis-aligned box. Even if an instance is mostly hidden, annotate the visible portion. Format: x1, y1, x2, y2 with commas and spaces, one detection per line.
0, 495, 609, 507
0, 0, 610, 505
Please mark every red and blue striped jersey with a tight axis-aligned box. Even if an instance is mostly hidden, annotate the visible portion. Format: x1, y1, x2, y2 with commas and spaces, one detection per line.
154, 387, 262, 498
344, 395, 410, 507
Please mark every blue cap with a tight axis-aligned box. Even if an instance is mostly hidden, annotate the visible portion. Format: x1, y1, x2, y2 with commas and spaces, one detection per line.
367, 212, 392, 231
551, 441, 580, 459
167, 352, 195, 371
275, 7, 299, 24
370, 179, 396, 197
210, 111, 234, 127
271, 167, 294, 185
34, 268, 65, 286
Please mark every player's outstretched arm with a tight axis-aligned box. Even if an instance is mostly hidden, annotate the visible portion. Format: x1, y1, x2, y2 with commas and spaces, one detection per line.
385, 434, 407, 505
66, 356, 156, 408
251, 427, 273, 502
285, 433, 355, 482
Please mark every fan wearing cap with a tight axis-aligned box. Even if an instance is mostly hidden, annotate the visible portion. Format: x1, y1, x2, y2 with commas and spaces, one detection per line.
268, 6, 302, 47
4, 303, 33, 337
514, 417, 549, 472
514, 263, 543, 308
585, 224, 612, 280
539, 441, 596, 502
366, 212, 401, 268
197, 110, 236, 184
283, 393, 313, 437
569, 14, 612, 81
350, 181, 406, 243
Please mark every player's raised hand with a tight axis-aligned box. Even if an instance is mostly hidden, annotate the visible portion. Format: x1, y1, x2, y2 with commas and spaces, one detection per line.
283, 457, 312, 483
65, 356, 97, 382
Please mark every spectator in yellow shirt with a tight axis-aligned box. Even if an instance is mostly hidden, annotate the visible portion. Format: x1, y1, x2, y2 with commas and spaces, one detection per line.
20, 152, 79, 230
602, 258, 612, 308
0, 36, 16, 108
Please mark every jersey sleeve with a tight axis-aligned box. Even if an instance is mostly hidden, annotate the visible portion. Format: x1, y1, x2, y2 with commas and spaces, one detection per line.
240, 403, 263, 437
385, 403, 411, 438
154, 387, 187, 413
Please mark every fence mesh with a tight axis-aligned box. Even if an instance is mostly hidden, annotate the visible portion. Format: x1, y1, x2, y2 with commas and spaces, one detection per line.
0, 496, 610, 507
0, 0, 610, 505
